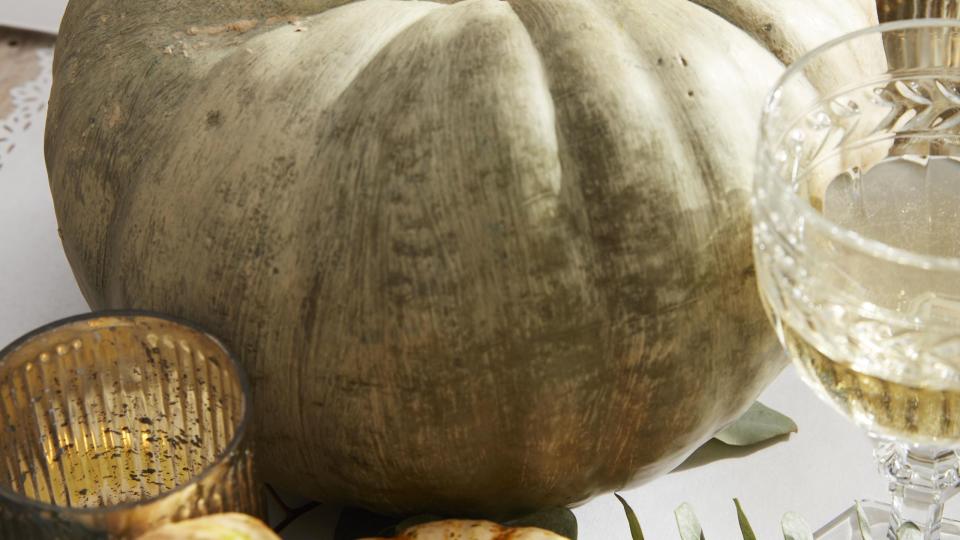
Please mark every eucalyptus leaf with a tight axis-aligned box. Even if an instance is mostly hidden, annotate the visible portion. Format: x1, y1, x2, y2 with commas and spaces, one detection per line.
714, 402, 798, 446
855, 502, 874, 540
675, 502, 706, 540
614, 493, 644, 540
734, 499, 756, 540
504, 507, 578, 539
781, 511, 815, 540
895, 522, 921, 540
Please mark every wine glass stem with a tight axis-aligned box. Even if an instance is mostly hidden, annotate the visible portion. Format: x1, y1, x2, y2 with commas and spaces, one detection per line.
878, 442, 960, 539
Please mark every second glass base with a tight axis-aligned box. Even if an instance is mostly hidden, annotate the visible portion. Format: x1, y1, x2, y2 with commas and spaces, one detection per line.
816, 500, 960, 539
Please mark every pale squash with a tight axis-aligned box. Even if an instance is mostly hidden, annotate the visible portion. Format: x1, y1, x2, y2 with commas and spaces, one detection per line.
362, 519, 568, 540
136, 514, 279, 540
46, 0, 879, 516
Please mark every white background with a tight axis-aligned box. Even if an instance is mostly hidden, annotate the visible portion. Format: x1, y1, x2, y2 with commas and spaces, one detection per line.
0, 0, 68, 34
2, 3, 953, 538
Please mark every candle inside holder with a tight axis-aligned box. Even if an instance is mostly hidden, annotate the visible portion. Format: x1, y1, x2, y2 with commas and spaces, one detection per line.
0, 312, 260, 539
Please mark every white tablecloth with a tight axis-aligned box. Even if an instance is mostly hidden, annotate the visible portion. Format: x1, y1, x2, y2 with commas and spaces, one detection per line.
0, 0, 67, 34
2, 21, 945, 540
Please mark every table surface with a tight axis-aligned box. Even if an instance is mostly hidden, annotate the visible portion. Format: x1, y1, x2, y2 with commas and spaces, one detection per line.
1, 12, 953, 540
0, 0, 67, 34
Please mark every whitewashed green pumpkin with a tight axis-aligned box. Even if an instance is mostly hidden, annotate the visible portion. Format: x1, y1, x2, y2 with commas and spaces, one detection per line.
46, 0, 878, 516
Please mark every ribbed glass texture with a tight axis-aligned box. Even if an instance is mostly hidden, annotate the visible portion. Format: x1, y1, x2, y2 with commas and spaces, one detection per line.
878, 0, 960, 23
0, 312, 260, 539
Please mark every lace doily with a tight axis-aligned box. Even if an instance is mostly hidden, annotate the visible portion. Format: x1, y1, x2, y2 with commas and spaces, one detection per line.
0, 48, 52, 172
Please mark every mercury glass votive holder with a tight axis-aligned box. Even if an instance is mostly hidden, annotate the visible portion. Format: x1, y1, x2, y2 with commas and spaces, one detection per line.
0, 312, 261, 539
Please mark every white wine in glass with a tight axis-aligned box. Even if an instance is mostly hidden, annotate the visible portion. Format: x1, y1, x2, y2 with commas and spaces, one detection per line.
754, 20, 960, 540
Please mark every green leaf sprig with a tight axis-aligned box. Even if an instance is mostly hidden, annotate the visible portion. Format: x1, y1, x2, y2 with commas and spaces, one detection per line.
615, 493, 644, 540
615, 496, 921, 540
674, 502, 704, 540
713, 402, 798, 446
734, 499, 756, 540
780, 512, 813, 540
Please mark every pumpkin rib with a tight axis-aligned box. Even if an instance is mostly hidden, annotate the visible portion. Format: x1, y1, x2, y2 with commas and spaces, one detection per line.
686, 0, 806, 67
276, 0, 452, 488
276, 0, 586, 510
613, 0, 784, 279
505, 0, 755, 478
688, 0, 880, 93
503, 0, 651, 492
596, 0, 736, 469
597, 0, 734, 231
497, 0, 568, 228
499, 0, 595, 304
270, 0, 465, 493
603, 0, 736, 421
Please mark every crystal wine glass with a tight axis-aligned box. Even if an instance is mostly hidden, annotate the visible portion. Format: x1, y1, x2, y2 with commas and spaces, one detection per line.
754, 19, 960, 540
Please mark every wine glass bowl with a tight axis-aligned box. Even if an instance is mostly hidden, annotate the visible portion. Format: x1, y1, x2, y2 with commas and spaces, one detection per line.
754, 19, 960, 539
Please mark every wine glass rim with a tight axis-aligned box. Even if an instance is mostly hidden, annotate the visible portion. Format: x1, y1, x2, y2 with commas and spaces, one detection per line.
760, 18, 960, 272
0, 309, 253, 517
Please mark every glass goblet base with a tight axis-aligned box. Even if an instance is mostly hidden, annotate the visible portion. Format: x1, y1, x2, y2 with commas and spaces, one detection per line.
815, 501, 960, 540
